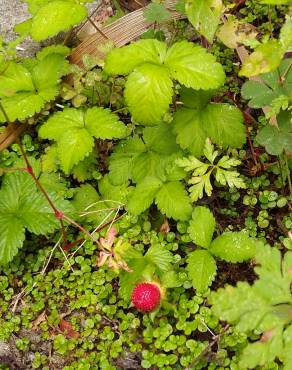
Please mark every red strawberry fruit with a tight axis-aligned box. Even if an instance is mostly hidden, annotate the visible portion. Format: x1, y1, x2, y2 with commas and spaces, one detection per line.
131, 282, 162, 312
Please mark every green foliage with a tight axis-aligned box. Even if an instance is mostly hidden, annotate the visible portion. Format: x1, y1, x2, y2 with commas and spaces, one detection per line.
211, 244, 292, 368
38, 107, 128, 173
177, 139, 246, 202
22, 0, 90, 41
185, 0, 223, 43
173, 87, 246, 156
143, 3, 171, 24
105, 39, 225, 124
241, 58, 292, 109
186, 206, 256, 293
0, 53, 68, 122
0, 171, 71, 264
256, 110, 292, 155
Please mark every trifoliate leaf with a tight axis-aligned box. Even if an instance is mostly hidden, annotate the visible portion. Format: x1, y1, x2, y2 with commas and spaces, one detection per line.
127, 177, 162, 216
210, 231, 257, 262
155, 181, 192, 221
0, 172, 71, 264
241, 58, 292, 108
239, 40, 284, 77
39, 107, 127, 173
256, 110, 292, 155
173, 89, 245, 156
144, 3, 172, 24
124, 63, 173, 125
187, 249, 217, 293
185, 0, 223, 43
165, 41, 225, 89
188, 206, 216, 248
104, 39, 167, 75
30, 1, 87, 41
0, 54, 68, 122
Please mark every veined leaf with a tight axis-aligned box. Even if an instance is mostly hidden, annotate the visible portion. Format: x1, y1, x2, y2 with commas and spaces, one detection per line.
145, 244, 173, 272
210, 231, 257, 262
124, 63, 173, 125
127, 177, 162, 216
143, 3, 172, 24
31, 1, 87, 41
39, 107, 127, 173
173, 88, 245, 156
155, 181, 192, 221
187, 249, 217, 293
185, 0, 223, 43
104, 39, 167, 75
188, 206, 216, 248
0, 54, 68, 122
0, 172, 72, 264
239, 40, 284, 77
165, 41, 225, 90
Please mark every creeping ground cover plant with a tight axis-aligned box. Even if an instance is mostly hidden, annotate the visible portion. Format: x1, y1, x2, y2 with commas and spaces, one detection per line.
0, 0, 291, 368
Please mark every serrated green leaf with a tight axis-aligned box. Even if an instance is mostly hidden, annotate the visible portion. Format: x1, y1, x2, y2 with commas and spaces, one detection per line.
173, 90, 245, 155
0, 215, 25, 265
145, 244, 173, 271
173, 108, 207, 156
127, 177, 162, 216
108, 137, 146, 185
31, 1, 87, 41
155, 181, 192, 221
256, 111, 292, 155
215, 167, 246, 189
144, 3, 171, 24
188, 206, 216, 248
104, 39, 167, 75
210, 231, 257, 262
71, 152, 98, 183
187, 249, 217, 293
239, 40, 284, 77
161, 270, 182, 288
239, 326, 284, 369
39, 107, 127, 173
0, 54, 68, 122
143, 123, 179, 154
165, 41, 225, 89
0, 172, 71, 264
203, 104, 246, 148
241, 58, 292, 108
124, 63, 173, 125
185, 0, 223, 43
98, 175, 132, 205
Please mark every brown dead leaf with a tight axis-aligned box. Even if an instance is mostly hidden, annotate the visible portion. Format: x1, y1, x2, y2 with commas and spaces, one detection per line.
32, 310, 47, 330
160, 218, 170, 233
59, 319, 80, 339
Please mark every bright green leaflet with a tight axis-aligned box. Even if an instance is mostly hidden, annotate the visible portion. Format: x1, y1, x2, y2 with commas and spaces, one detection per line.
211, 244, 292, 369
38, 107, 127, 174
28, 0, 88, 41
0, 54, 68, 122
104, 39, 225, 125
0, 172, 72, 264
209, 231, 257, 262
185, 0, 223, 43
173, 88, 246, 156
187, 250, 217, 293
108, 123, 182, 185
188, 206, 216, 248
